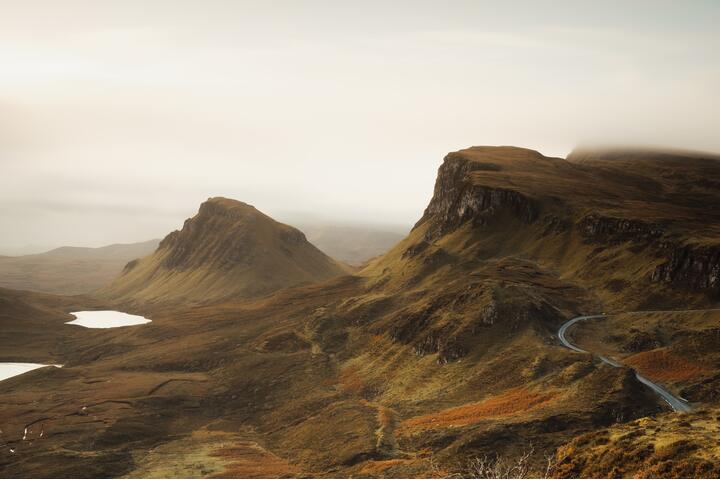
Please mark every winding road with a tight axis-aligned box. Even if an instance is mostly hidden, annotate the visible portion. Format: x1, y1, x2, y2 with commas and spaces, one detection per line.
558, 314, 693, 413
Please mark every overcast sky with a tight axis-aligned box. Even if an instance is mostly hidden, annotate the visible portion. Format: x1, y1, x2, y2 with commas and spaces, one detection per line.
1, 0, 719, 252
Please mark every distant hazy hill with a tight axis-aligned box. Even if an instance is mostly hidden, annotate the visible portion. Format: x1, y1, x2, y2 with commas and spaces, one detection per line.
102, 197, 349, 306
298, 223, 406, 265
0, 239, 159, 295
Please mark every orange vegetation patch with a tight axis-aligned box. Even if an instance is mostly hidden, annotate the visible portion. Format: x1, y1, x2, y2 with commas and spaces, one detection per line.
359, 458, 449, 478
359, 459, 413, 476
210, 441, 298, 478
339, 364, 365, 395
625, 349, 711, 383
398, 387, 556, 435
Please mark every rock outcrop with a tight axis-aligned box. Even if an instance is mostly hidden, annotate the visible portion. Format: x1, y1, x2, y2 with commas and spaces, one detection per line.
651, 243, 720, 296
414, 154, 538, 240
577, 214, 664, 244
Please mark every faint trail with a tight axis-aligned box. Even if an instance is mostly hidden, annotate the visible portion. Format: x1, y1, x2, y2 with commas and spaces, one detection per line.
147, 378, 207, 396
557, 311, 707, 413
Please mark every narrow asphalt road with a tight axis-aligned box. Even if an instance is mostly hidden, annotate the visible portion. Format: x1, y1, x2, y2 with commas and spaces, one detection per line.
558, 314, 692, 413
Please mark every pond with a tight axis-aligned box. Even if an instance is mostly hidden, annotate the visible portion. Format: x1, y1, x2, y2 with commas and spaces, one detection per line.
67, 310, 152, 328
0, 363, 61, 382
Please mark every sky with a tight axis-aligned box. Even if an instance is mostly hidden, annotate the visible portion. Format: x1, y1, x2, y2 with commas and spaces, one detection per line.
1, 0, 719, 252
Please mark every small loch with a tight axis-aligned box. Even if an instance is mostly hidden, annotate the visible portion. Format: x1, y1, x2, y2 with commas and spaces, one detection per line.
0, 363, 61, 382
67, 310, 152, 329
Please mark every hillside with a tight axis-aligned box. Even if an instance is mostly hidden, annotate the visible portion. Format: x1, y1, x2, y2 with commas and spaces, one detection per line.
328, 145, 720, 474
0, 240, 159, 295
363, 146, 720, 309
551, 406, 720, 477
101, 197, 349, 306
0, 286, 107, 362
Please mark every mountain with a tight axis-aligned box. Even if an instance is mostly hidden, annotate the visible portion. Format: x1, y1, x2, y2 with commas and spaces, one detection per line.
2, 147, 720, 478
101, 197, 349, 305
327, 145, 720, 474
0, 239, 159, 295
364, 146, 720, 310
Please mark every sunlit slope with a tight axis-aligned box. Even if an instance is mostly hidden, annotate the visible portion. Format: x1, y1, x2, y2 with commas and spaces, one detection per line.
101, 197, 349, 305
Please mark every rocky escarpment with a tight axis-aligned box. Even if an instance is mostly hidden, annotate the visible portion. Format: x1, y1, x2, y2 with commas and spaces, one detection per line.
576, 216, 719, 296
577, 214, 664, 244
651, 243, 720, 296
573, 214, 720, 296
414, 154, 538, 240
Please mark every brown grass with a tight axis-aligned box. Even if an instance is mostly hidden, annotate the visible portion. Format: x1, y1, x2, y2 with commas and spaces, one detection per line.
359, 459, 413, 475
625, 348, 711, 382
398, 387, 556, 435
210, 442, 298, 478
339, 365, 365, 395
551, 409, 720, 478
378, 406, 394, 428
358, 458, 451, 478
634, 440, 717, 478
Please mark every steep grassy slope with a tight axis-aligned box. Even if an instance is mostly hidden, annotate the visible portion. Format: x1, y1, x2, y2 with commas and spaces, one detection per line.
0, 240, 159, 295
101, 197, 349, 306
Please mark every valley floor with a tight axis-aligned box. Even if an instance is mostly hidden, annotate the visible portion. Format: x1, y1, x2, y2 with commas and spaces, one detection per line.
1, 273, 718, 478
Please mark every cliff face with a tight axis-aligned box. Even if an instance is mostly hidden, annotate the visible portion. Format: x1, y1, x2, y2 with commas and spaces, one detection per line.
651, 244, 720, 296
103, 197, 347, 305
577, 215, 664, 244
575, 216, 720, 297
414, 153, 539, 241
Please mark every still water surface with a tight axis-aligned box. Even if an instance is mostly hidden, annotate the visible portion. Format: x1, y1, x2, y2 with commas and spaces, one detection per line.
0, 363, 61, 382
67, 310, 152, 328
